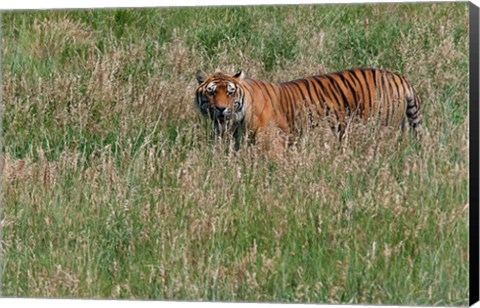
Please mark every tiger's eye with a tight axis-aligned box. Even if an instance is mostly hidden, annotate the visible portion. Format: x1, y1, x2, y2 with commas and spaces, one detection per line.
227, 83, 236, 95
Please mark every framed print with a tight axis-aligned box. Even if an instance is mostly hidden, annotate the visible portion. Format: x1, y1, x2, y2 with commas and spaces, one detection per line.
0, 1, 477, 307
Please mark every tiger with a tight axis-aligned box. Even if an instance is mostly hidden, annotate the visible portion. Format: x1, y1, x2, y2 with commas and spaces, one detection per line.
194, 68, 422, 147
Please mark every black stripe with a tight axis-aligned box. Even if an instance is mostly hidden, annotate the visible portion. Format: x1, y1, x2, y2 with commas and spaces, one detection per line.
292, 80, 315, 126
297, 79, 316, 106
327, 75, 351, 117
279, 83, 293, 126
357, 69, 372, 116
283, 84, 297, 127
278, 83, 288, 117
279, 82, 290, 113
372, 68, 378, 88
348, 70, 366, 105
263, 82, 278, 115
311, 76, 332, 117
314, 76, 341, 120
398, 75, 412, 97
324, 77, 343, 119
306, 77, 325, 117
374, 69, 382, 109
382, 72, 392, 124
243, 80, 256, 113
300, 78, 324, 121
237, 86, 245, 110
392, 74, 407, 123
252, 80, 269, 107
257, 81, 275, 113
359, 69, 376, 113
290, 81, 307, 125
342, 71, 363, 117
389, 72, 400, 98
379, 71, 394, 124
289, 81, 306, 103
335, 72, 357, 102
291, 80, 310, 108
384, 72, 394, 120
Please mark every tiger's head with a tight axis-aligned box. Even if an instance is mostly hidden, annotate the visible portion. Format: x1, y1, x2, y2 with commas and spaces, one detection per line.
194, 70, 246, 127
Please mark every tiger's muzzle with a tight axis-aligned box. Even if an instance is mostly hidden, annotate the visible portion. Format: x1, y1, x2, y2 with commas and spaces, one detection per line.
210, 106, 232, 123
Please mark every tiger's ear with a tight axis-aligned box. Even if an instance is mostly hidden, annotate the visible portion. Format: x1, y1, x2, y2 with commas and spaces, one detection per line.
233, 70, 245, 81
196, 70, 207, 84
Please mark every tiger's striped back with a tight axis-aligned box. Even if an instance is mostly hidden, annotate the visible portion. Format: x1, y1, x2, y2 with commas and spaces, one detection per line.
240, 68, 421, 134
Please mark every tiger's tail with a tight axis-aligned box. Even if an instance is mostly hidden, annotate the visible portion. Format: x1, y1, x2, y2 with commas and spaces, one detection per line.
405, 84, 422, 131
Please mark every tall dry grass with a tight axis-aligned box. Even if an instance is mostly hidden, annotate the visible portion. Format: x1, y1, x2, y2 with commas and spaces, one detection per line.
0, 3, 469, 305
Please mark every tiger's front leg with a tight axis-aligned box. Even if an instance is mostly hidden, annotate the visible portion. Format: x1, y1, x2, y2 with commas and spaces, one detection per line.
254, 121, 289, 159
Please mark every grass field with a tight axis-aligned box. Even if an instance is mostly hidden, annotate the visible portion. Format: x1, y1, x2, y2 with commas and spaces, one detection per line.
0, 2, 469, 305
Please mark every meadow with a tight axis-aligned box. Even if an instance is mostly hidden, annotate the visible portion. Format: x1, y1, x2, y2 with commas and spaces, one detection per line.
0, 3, 469, 305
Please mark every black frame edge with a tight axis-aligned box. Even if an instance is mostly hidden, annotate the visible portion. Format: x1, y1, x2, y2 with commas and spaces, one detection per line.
470, 1, 480, 307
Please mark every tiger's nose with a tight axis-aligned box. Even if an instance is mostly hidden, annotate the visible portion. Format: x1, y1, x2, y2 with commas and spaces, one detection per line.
215, 106, 227, 117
